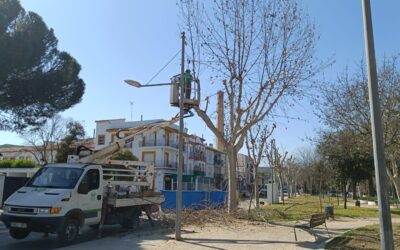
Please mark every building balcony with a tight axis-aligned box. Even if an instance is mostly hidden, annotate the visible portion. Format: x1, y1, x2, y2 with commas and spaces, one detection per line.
154, 161, 179, 169
188, 153, 206, 161
140, 141, 179, 149
193, 170, 205, 176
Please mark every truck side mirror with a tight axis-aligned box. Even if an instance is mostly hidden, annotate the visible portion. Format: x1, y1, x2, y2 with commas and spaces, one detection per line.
78, 182, 89, 194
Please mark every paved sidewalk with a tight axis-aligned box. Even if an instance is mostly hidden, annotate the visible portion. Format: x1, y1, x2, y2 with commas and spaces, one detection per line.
59, 217, 399, 250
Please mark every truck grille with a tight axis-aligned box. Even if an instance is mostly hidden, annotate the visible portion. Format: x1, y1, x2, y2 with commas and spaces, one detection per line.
9, 206, 37, 215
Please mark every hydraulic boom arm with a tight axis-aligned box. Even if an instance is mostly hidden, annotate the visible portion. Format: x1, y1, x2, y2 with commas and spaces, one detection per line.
79, 115, 180, 164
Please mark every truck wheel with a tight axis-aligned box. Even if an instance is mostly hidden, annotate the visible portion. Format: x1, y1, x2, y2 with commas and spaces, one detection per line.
9, 228, 30, 239
89, 224, 100, 230
121, 209, 140, 230
58, 219, 79, 244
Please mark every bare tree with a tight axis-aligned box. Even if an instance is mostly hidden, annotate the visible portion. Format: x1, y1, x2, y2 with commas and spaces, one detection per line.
284, 156, 301, 198
245, 122, 275, 208
20, 115, 67, 164
266, 139, 288, 204
180, 0, 319, 212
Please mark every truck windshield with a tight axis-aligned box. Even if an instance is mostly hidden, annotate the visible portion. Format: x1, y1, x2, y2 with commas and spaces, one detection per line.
26, 167, 83, 189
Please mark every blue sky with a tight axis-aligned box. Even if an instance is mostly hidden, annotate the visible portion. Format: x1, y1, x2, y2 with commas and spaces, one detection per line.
1, 0, 399, 154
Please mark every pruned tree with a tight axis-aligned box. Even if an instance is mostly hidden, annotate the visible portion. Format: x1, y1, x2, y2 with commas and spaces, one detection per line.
245, 122, 275, 208
0, 0, 85, 131
296, 147, 316, 194
180, 0, 319, 212
284, 156, 301, 198
266, 139, 288, 204
20, 115, 67, 164
316, 56, 400, 200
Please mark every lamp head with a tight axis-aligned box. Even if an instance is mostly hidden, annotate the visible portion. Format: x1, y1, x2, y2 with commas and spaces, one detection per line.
124, 80, 142, 88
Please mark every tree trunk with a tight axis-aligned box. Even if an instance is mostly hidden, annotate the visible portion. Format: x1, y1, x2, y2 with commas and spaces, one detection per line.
227, 146, 238, 213
388, 173, 400, 202
278, 173, 284, 204
368, 177, 375, 197
343, 182, 347, 209
387, 160, 400, 201
352, 181, 357, 200
254, 168, 259, 208
248, 184, 254, 214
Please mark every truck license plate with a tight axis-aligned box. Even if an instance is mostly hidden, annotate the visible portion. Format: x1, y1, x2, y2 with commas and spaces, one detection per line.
11, 222, 27, 228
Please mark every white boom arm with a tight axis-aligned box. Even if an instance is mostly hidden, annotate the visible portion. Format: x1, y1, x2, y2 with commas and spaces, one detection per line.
79, 115, 180, 164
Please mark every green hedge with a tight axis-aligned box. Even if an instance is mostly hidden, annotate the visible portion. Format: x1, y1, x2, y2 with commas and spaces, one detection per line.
0, 160, 39, 168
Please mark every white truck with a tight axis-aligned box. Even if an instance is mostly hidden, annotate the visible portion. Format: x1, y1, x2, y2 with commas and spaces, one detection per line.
0, 117, 180, 244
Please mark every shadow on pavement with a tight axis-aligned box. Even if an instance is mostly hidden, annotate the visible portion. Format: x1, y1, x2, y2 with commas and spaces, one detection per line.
0, 219, 174, 250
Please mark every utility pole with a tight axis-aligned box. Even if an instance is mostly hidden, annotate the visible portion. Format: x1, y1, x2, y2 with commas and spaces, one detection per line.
361, 1, 394, 249
175, 32, 185, 241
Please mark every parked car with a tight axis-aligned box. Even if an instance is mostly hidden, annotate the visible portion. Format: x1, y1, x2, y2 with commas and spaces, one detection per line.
259, 188, 268, 197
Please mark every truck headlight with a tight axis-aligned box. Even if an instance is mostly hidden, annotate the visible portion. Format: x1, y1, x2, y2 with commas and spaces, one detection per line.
3, 205, 11, 213
37, 207, 51, 214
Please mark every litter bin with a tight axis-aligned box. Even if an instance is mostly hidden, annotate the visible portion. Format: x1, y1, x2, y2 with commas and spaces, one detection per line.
325, 206, 334, 219
355, 200, 360, 207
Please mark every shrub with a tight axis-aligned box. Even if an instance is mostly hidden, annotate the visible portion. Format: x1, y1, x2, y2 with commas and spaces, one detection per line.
12, 160, 38, 168
0, 160, 39, 168
110, 150, 139, 161
0, 160, 13, 168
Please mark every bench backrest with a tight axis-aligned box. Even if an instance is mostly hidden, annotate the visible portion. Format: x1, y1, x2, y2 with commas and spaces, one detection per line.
309, 213, 326, 228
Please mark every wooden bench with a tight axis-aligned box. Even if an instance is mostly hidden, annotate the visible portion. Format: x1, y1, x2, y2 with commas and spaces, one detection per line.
293, 213, 330, 241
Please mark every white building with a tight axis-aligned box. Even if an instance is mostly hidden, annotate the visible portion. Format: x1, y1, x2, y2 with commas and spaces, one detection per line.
0, 139, 94, 165
0, 145, 57, 164
237, 153, 254, 194
207, 146, 227, 190
95, 118, 223, 192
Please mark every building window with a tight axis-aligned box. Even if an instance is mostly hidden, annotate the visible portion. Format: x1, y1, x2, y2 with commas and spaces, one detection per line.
111, 134, 116, 143
98, 134, 105, 145
165, 132, 170, 146
164, 152, 169, 168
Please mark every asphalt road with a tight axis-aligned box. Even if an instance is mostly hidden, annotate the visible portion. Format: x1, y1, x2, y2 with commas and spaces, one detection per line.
0, 214, 166, 250
0, 221, 148, 250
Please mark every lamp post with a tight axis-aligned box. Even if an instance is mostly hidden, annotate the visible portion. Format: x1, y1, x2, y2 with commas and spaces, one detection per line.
361, 1, 394, 249
175, 31, 185, 241
124, 32, 186, 241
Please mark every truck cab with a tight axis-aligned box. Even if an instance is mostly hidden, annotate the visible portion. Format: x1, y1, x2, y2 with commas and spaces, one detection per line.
1, 163, 103, 243
1, 118, 169, 244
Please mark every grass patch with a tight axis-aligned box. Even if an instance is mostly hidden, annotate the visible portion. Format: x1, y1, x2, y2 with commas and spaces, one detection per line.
248, 195, 400, 223
325, 224, 400, 249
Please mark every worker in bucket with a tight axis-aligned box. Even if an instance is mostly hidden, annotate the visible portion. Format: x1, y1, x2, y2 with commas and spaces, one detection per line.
183, 69, 193, 99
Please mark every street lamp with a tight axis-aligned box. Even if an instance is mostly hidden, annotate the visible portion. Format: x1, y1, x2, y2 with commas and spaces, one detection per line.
124, 80, 172, 88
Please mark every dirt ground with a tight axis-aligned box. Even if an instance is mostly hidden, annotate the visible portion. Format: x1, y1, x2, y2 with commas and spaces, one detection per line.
61, 217, 400, 250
